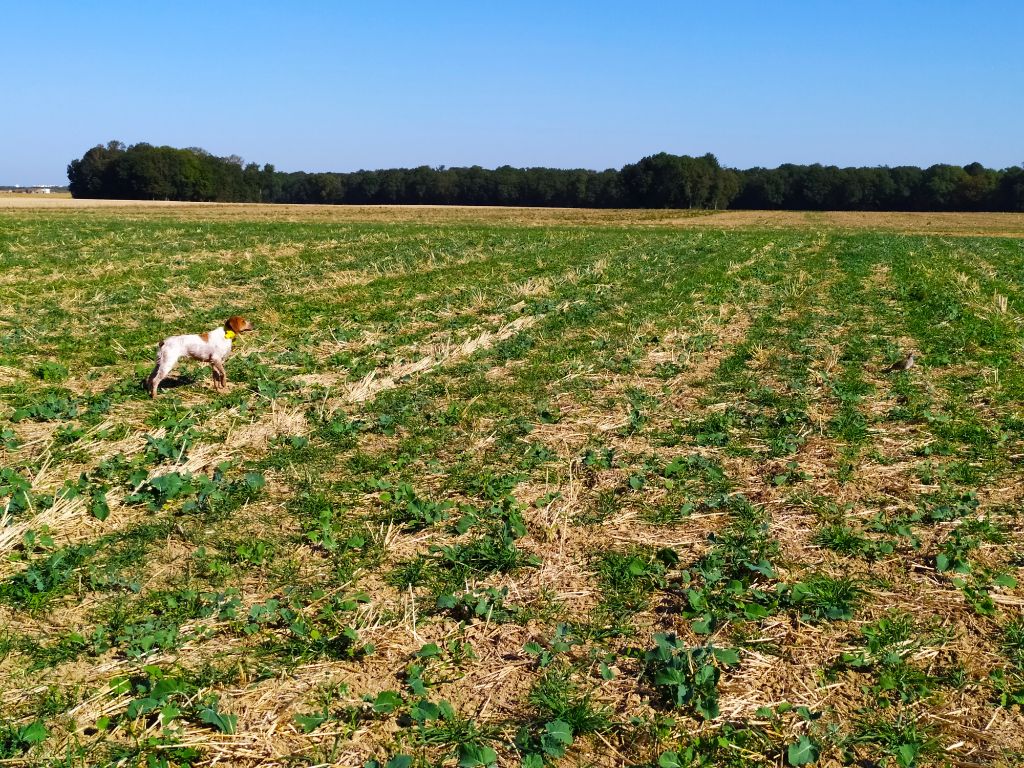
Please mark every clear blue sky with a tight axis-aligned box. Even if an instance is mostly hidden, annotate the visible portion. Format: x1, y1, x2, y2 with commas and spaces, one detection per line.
3, 1, 1022, 185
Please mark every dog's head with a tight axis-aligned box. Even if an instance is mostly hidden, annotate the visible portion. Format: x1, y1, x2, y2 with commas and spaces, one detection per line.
224, 316, 254, 338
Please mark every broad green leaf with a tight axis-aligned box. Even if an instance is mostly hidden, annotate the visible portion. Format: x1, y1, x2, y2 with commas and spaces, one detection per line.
199, 707, 237, 734
294, 712, 327, 733
18, 720, 47, 745
410, 700, 440, 722
695, 697, 719, 719
787, 735, 819, 765
159, 703, 180, 727
712, 647, 740, 665
127, 697, 158, 719
896, 743, 919, 767
91, 491, 110, 521
692, 615, 713, 634
372, 690, 403, 714
744, 602, 770, 619
457, 744, 497, 767
544, 719, 573, 745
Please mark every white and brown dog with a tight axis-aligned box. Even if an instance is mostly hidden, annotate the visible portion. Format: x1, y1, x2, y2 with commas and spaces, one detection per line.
145, 316, 254, 397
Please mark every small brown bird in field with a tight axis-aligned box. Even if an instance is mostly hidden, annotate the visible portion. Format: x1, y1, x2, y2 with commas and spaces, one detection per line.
885, 351, 916, 372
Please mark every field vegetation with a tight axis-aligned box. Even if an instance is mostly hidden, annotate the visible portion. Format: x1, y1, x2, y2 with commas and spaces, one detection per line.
1, 203, 1023, 767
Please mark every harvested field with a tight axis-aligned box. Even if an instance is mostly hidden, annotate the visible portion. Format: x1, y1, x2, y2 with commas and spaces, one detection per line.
1, 203, 1023, 767
4, 197, 1024, 236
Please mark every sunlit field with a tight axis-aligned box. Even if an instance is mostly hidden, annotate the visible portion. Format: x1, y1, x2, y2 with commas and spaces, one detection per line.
2, 202, 1024, 767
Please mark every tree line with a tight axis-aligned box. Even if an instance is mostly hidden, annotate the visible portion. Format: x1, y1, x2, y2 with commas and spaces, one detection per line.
68, 141, 1024, 211
67, 142, 265, 202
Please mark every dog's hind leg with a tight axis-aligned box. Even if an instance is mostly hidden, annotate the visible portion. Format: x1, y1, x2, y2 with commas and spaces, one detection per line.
148, 348, 180, 398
